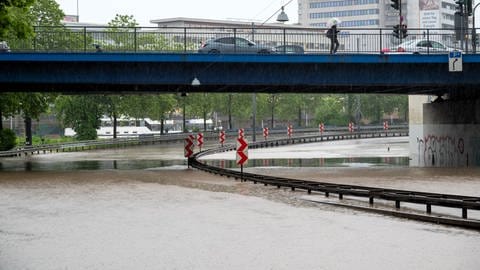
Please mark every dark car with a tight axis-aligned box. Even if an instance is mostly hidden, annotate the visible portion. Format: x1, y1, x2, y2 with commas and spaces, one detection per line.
275, 45, 304, 54
198, 37, 276, 54
0, 41, 10, 52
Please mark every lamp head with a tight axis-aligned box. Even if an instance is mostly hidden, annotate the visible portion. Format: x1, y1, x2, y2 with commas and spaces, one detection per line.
191, 77, 201, 86
276, 6, 289, 23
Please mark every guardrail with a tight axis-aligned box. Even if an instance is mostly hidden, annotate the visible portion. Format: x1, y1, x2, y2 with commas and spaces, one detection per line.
189, 129, 480, 230
0, 134, 185, 157
0, 124, 407, 158
3, 26, 474, 54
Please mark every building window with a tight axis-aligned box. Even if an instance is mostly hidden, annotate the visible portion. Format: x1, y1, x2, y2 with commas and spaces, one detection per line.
310, 0, 379, 9
309, 9, 379, 19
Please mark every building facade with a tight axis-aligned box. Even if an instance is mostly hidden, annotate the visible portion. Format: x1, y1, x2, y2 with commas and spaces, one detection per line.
298, 0, 459, 29
298, 0, 463, 50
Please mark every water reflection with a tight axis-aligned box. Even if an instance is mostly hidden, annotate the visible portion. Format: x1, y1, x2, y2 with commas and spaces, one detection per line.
0, 159, 186, 172
0, 157, 409, 172
205, 157, 409, 169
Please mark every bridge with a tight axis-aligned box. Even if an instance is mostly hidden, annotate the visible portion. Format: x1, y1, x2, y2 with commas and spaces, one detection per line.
1, 25, 478, 95
0, 52, 479, 95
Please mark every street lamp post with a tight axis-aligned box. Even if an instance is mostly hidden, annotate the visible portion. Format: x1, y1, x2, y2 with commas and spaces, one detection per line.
472, 2, 480, 53
76, 0, 79, 22
250, 1, 292, 141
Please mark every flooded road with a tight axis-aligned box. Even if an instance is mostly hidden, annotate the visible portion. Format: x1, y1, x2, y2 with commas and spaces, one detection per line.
1, 137, 480, 269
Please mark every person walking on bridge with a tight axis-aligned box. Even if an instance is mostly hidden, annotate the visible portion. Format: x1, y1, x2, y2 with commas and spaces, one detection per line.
327, 24, 340, 54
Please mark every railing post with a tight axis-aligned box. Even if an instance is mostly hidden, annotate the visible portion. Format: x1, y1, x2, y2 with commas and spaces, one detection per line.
184, 27, 187, 53
83, 27, 87, 52
283, 28, 286, 52
426, 29, 430, 54
379, 29, 383, 54
33, 26, 37, 51
134, 27, 137, 52
234, 28, 237, 53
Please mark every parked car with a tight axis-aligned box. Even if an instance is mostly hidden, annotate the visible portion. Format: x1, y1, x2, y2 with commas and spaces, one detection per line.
0, 41, 10, 52
381, 39, 459, 54
198, 37, 276, 54
275, 45, 305, 54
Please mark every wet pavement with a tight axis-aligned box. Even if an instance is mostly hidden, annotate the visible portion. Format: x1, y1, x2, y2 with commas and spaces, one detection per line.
1, 137, 480, 269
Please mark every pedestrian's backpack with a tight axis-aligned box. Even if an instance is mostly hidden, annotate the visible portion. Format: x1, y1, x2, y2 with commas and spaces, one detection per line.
326, 28, 333, 38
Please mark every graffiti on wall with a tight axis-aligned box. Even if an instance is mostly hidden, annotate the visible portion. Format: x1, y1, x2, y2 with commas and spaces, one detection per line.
417, 135, 467, 167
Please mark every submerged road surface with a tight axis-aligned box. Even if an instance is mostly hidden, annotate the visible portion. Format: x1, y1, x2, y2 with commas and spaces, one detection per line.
1, 137, 480, 269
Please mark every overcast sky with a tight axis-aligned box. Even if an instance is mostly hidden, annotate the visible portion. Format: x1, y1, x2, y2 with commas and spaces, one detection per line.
55, 0, 299, 26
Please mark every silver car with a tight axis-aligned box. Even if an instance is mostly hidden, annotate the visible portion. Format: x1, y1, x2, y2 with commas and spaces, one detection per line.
382, 39, 459, 54
198, 37, 276, 54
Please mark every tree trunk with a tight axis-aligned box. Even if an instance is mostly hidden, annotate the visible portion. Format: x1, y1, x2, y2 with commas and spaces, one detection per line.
228, 94, 232, 130
160, 118, 164, 135
271, 99, 275, 129
25, 116, 32, 146
0, 110, 3, 130
298, 107, 302, 127
203, 110, 207, 132
183, 97, 186, 132
113, 113, 117, 139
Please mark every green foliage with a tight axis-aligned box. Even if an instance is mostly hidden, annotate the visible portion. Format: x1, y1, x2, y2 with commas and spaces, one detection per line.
359, 94, 408, 123
0, 93, 20, 120
146, 94, 176, 119
108, 14, 139, 28
121, 95, 151, 119
28, 0, 64, 26
0, 128, 17, 151
75, 125, 98, 141
315, 95, 348, 125
5, 0, 89, 52
17, 93, 56, 119
187, 93, 216, 131
16, 135, 75, 145
0, 0, 35, 40
104, 14, 192, 52
55, 95, 103, 141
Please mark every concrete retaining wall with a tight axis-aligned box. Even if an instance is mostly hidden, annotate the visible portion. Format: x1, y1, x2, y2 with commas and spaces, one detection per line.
410, 97, 480, 167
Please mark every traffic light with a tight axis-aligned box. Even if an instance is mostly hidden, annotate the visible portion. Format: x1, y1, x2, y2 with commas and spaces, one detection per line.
393, 24, 407, 39
391, 0, 400, 10
401, 24, 408, 38
466, 0, 473, 16
393, 24, 400, 38
455, 0, 464, 14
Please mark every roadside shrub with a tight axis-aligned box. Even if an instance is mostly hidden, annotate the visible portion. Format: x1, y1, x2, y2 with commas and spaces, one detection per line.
75, 126, 97, 141
0, 129, 17, 151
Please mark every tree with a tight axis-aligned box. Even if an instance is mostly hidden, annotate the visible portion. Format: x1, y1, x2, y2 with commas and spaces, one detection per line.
5, 0, 88, 52
28, 0, 64, 26
314, 95, 348, 126
106, 14, 138, 51
105, 13, 191, 52
146, 94, 176, 134
100, 95, 126, 139
121, 95, 150, 122
55, 95, 103, 140
17, 93, 56, 145
329, 94, 408, 125
187, 93, 216, 131
108, 14, 138, 28
0, 93, 19, 130
0, 0, 35, 40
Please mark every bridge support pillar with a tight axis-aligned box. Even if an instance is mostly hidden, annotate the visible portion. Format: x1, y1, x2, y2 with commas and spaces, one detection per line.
409, 95, 480, 167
